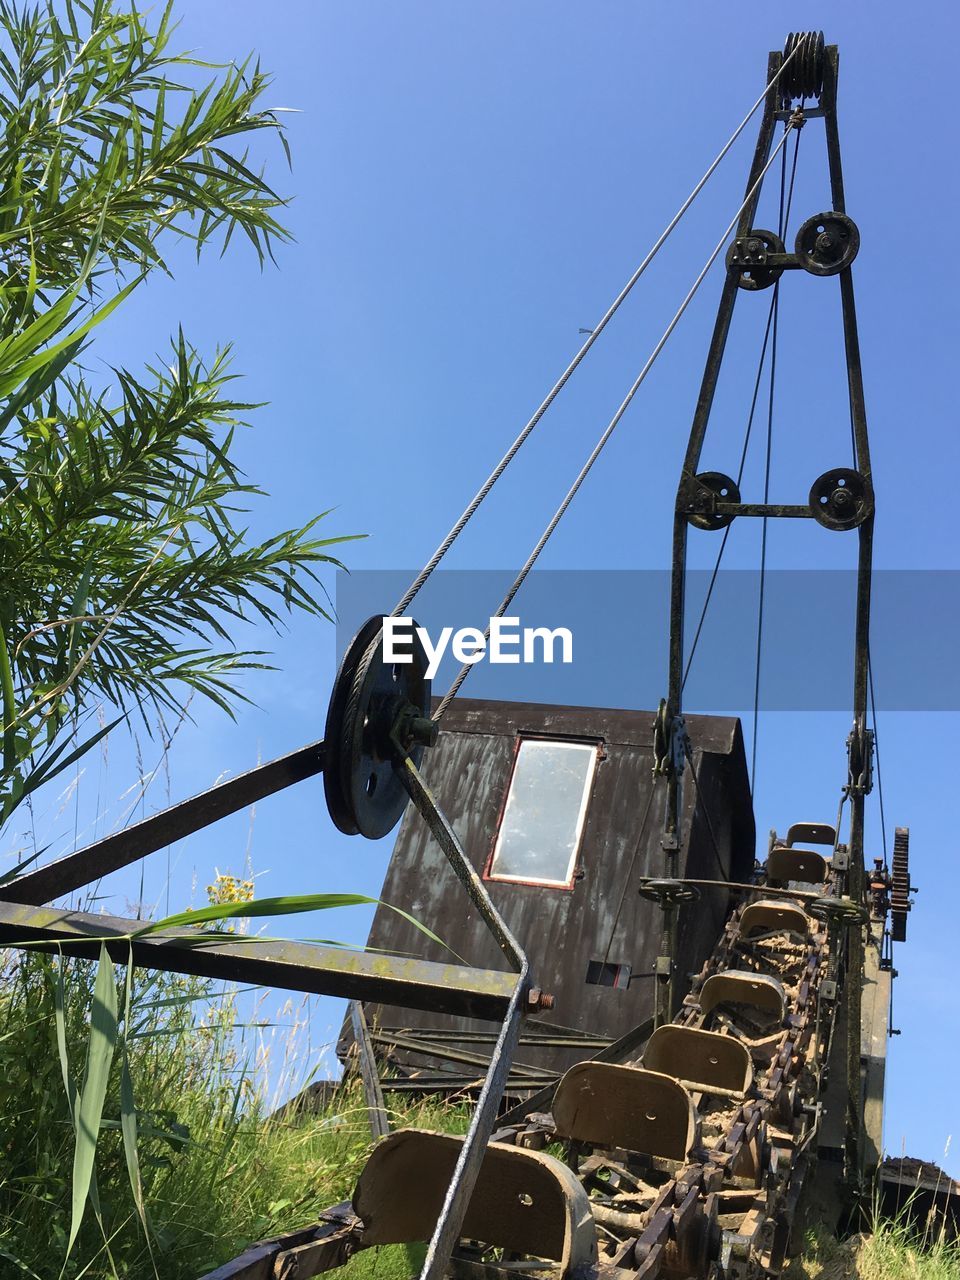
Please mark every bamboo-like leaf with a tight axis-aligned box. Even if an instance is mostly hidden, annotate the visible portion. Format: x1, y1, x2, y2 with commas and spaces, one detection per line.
20, 714, 125, 799
0, 627, 16, 770
141, 894, 454, 956
54, 954, 80, 1121
67, 942, 118, 1256
0, 275, 140, 402
119, 948, 153, 1257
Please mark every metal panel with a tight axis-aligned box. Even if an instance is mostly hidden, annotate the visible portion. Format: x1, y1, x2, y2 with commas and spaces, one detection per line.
349, 698, 753, 1076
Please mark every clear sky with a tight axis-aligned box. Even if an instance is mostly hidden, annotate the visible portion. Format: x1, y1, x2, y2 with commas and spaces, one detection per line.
6, 2, 958, 1173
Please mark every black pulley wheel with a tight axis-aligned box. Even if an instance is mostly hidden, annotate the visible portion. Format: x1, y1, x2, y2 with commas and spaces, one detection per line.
809, 468, 872, 530
795, 212, 859, 276
726, 229, 785, 292
685, 472, 741, 531
781, 32, 825, 105
638, 878, 701, 907
323, 614, 432, 838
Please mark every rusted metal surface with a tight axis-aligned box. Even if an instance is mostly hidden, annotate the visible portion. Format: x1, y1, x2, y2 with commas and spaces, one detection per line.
553, 1064, 700, 1162
349, 1002, 390, 1139
211, 823, 848, 1280
0, 900, 518, 1020
354, 1130, 598, 1273
198, 1205, 359, 1280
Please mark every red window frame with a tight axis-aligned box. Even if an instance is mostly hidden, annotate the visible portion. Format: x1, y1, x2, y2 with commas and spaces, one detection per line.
483, 734, 599, 891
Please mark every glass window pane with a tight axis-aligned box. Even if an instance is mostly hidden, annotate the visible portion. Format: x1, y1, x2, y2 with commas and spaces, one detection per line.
489, 739, 597, 887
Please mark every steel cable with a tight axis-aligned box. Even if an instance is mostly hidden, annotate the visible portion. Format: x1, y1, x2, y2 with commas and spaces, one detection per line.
751, 122, 803, 791
392, 47, 805, 618
435, 119, 801, 719
683, 124, 803, 703
868, 650, 889, 870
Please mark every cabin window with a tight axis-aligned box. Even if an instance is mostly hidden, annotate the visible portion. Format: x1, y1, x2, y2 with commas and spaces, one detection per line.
585, 960, 632, 989
487, 738, 597, 888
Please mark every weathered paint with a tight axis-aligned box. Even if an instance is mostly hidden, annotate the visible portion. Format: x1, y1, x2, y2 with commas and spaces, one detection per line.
350, 697, 754, 1075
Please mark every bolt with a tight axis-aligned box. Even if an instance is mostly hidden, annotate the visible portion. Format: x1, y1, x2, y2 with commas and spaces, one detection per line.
408, 715, 439, 748
527, 988, 555, 1013
831, 487, 853, 509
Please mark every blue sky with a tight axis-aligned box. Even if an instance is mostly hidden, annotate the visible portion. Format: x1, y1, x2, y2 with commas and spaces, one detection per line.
5, 3, 958, 1172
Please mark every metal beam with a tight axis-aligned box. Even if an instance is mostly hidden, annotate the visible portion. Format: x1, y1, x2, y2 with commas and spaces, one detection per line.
370, 1029, 546, 1078
0, 899, 517, 1022
5, 740, 325, 907
350, 1002, 390, 1139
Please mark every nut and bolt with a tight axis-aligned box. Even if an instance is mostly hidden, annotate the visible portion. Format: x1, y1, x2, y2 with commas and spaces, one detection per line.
831, 487, 853, 510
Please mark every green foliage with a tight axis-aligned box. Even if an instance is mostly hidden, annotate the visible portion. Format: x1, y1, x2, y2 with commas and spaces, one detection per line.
0, 0, 359, 831
0, 947, 469, 1279
788, 1208, 960, 1280
14, 895, 452, 1259
0, 0, 290, 289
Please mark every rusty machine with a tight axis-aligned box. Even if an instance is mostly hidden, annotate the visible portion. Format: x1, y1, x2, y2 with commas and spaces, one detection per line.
0, 31, 915, 1280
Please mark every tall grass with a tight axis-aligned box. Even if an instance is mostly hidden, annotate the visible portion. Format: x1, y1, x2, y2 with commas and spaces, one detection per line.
789, 1201, 960, 1280
0, 946, 468, 1280
1, 942, 954, 1279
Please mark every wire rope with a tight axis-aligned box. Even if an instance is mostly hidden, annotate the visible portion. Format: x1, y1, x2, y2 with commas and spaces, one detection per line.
392, 47, 806, 618
680, 124, 803, 695
434, 119, 801, 719
868, 650, 889, 870
750, 124, 803, 792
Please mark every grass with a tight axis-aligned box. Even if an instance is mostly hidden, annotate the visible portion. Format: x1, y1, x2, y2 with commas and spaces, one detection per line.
0, 944, 956, 1280
788, 1208, 960, 1280
0, 945, 469, 1280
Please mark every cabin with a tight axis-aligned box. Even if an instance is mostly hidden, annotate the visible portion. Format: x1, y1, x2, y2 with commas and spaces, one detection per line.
340, 696, 755, 1085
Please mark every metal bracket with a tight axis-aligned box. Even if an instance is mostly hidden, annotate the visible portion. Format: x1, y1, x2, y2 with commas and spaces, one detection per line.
393, 748, 533, 1280
846, 719, 875, 797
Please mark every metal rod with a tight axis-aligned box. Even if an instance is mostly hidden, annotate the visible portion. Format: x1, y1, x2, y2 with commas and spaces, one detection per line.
5, 740, 325, 906
822, 42, 874, 1184
370, 1030, 546, 1078
394, 752, 530, 1280
667, 50, 784, 720
397, 754, 526, 973
0, 899, 518, 1021
419, 977, 527, 1280
714, 503, 812, 518
349, 1002, 390, 1140
375, 1074, 557, 1095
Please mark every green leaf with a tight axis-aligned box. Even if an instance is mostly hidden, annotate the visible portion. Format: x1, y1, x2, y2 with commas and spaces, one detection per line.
119, 948, 152, 1252
141, 894, 455, 957
0, 627, 16, 771
67, 943, 118, 1256
0, 275, 141, 403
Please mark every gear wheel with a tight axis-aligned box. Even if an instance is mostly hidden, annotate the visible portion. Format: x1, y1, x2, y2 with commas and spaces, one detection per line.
891, 827, 911, 942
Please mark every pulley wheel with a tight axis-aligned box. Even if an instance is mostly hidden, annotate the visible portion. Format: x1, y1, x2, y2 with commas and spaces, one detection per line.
323, 614, 432, 838
725, 229, 785, 291
685, 471, 741, 531
638, 878, 701, 907
808, 468, 872, 530
795, 212, 859, 276
780, 32, 825, 105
